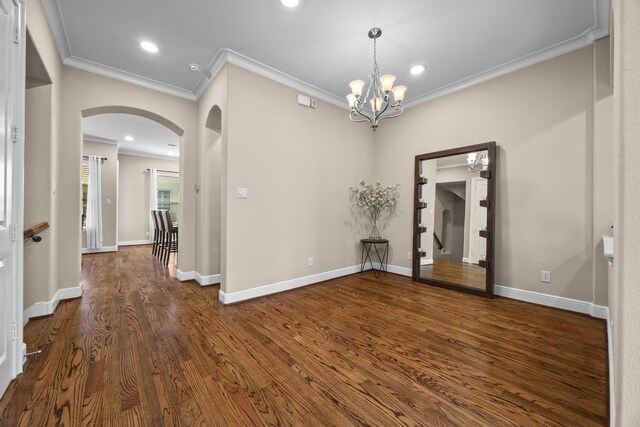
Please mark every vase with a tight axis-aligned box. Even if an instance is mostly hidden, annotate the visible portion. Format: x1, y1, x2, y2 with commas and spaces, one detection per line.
369, 222, 381, 239
369, 211, 381, 239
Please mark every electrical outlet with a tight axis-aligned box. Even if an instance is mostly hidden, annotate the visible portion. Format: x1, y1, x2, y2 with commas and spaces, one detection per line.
308, 257, 314, 267
406, 252, 412, 260
145, 231, 149, 237
541, 271, 551, 283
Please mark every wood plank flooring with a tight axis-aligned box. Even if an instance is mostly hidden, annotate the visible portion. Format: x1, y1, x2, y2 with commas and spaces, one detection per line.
420, 259, 486, 290
0, 246, 608, 426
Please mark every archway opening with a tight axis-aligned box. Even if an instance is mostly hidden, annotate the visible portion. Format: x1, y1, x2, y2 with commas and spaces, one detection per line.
80, 106, 184, 268
199, 105, 223, 278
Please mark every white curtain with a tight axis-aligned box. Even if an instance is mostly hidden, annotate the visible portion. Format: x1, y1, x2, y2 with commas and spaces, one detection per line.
85, 156, 103, 250
149, 168, 158, 241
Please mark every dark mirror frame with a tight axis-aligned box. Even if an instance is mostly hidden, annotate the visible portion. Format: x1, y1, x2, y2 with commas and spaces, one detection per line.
412, 141, 496, 297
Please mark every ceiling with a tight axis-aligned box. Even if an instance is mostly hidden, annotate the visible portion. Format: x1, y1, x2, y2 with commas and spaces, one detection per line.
83, 113, 180, 160
43, 0, 609, 107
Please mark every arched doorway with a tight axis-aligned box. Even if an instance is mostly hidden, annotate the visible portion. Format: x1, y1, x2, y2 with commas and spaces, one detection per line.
197, 105, 222, 281
80, 106, 185, 266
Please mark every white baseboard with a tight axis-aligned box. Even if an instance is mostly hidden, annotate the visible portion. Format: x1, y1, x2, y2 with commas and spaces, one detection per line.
420, 258, 433, 266
176, 269, 195, 281
217, 262, 411, 304
176, 270, 222, 286
386, 264, 412, 277
195, 272, 221, 286
494, 285, 608, 318
605, 307, 614, 427
23, 284, 83, 324
117, 240, 152, 246
219, 265, 362, 304
462, 257, 470, 263
82, 246, 118, 254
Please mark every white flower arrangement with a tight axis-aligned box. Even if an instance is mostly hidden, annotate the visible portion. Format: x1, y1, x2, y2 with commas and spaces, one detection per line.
349, 180, 400, 238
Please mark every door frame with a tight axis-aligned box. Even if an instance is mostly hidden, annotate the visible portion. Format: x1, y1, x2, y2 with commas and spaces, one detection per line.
1, 0, 25, 397
469, 176, 486, 264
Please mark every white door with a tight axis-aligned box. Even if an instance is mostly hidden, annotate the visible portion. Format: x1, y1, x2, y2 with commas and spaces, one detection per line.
469, 177, 488, 264
0, 0, 24, 399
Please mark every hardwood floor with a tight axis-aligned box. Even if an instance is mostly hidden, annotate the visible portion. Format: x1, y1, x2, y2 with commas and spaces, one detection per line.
0, 246, 607, 426
420, 259, 486, 290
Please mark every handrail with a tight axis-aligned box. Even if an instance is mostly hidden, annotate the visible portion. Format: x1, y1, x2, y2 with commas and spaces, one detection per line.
433, 232, 444, 250
24, 222, 49, 242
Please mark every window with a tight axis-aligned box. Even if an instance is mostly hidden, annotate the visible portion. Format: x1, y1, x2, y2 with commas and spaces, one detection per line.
81, 161, 89, 229
156, 173, 180, 223
157, 190, 171, 211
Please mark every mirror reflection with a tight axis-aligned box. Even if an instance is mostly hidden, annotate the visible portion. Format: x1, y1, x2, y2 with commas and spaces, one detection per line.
417, 151, 488, 291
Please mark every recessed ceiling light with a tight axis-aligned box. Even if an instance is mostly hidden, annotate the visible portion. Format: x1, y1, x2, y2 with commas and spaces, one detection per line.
124, 136, 134, 141
280, 0, 299, 8
410, 64, 426, 75
189, 63, 201, 72
140, 41, 159, 53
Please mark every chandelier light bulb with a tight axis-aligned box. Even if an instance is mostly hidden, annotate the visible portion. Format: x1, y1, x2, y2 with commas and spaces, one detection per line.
392, 85, 407, 103
349, 80, 366, 97
467, 151, 489, 171
370, 97, 383, 112
346, 94, 357, 109
380, 74, 396, 92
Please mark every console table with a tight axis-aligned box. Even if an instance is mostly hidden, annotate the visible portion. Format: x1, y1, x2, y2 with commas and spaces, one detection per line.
360, 238, 389, 278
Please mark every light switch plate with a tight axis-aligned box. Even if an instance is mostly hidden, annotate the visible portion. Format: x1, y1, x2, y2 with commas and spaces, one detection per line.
106, 198, 112, 205
541, 271, 551, 283
236, 187, 248, 199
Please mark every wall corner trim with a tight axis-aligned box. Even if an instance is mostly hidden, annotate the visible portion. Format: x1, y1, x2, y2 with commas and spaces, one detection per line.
194, 272, 221, 286
23, 284, 83, 325
605, 307, 614, 427
176, 269, 195, 281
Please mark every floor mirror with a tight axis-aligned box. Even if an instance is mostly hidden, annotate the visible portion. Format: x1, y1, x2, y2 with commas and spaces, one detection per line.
412, 142, 496, 297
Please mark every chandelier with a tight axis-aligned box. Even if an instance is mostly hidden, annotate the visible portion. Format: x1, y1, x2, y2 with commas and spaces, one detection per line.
347, 28, 406, 131
467, 151, 489, 171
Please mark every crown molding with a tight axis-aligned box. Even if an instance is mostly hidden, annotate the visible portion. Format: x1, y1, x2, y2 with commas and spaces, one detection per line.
225, 49, 347, 109
63, 56, 197, 101
42, 0, 196, 101
43, 0, 609, 110
41, 0, 70, 59
192, 49, 228, 99
194, 48, 347, 109
117, 149, 179, 162
403, 0, 610, 108
83, 134, 119, 145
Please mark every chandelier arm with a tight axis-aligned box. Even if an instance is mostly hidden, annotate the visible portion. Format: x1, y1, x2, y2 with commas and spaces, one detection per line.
374, 96, 392, 122
349, 114, 371, 124
363, 83, 372, 104
351, 106, 375, 125
377, 104, 404, 122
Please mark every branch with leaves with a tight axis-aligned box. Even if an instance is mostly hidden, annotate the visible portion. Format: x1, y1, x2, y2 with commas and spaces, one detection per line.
349, 181, 400, 238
